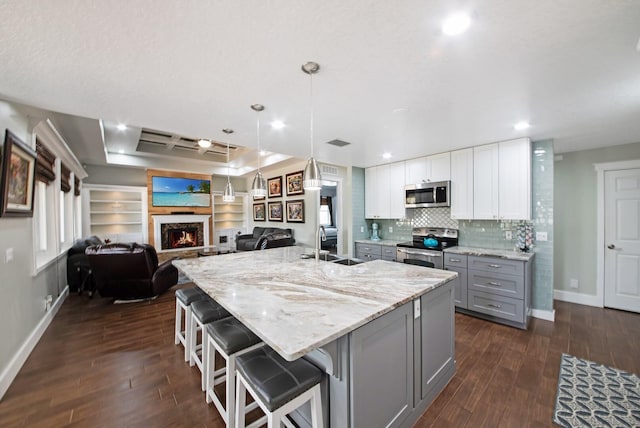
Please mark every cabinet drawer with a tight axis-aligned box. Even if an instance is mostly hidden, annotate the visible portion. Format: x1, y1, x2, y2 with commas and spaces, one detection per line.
468, 256, 524, 276
356, 243, 382, 261
381, 246, 397, 261
467, 290, 524, 324
444, 254, 467, 268
468, 271, 524, 299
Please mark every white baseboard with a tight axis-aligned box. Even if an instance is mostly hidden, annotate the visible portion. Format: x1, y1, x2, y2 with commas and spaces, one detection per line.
531, 308, 555, 322
554, 289, 603, 308
0, 286, 69, 401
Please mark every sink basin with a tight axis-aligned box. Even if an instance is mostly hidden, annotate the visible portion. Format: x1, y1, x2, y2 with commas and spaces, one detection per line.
301, 253, 341, 262
332, 258, 363, 266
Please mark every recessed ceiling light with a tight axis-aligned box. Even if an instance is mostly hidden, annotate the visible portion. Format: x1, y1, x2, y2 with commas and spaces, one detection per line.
514, 121, 530, 131
198, 139, 212, 148
442, 12, 471, 36
382, 152, 392, 159
271, 120, 285, 130
116, 123, 127, 131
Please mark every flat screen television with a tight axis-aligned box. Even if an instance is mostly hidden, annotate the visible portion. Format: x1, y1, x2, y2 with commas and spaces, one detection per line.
151, 176, 211, 207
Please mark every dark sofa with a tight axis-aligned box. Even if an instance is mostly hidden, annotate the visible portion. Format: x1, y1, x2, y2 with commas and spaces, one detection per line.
66, 235, 104, 294
85, 243, 178, 300
236, 227, 295, 251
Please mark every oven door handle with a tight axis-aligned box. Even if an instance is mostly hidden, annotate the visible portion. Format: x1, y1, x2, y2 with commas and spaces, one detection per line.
397, 248, 442, 258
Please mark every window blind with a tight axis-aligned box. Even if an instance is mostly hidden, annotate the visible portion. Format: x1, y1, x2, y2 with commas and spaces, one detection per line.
35, 138, 56, 184
60, 163, 71, 193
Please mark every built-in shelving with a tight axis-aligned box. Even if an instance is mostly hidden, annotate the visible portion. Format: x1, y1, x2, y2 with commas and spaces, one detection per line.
212, 192, 248, 251
82, 184, 149, 243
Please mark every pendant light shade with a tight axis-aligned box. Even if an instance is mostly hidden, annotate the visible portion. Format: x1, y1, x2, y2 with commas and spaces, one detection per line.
222, 128, 235, 202
250, 104, 268, 198
302, 61, 322, 191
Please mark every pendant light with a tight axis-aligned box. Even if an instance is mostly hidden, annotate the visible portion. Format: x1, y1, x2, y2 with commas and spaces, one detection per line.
250, 104, 267, 197
302, 61, 322, 190
222, 128, 235, 202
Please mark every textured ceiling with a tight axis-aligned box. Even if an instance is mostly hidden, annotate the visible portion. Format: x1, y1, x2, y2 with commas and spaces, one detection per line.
1, 0, 639, 173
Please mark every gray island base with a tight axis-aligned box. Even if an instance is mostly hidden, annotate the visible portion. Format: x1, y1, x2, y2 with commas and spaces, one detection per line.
173, 246, 457, 427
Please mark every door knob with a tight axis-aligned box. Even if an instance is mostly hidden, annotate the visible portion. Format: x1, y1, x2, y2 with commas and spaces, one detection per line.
607, 244, 615, 249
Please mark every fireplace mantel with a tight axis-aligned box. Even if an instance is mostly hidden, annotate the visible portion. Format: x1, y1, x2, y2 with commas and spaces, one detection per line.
152, 214, 210, 252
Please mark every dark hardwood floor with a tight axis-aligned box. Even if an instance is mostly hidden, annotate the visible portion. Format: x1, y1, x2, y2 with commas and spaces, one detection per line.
1, 286, 638, 427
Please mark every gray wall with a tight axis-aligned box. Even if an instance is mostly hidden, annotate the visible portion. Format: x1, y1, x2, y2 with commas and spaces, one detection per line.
84, 163, 247, 191
554, 141, 640, 295
0, 101, 65, 390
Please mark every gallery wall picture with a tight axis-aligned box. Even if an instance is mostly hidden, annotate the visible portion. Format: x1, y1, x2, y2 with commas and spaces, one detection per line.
253, 203, 266, 221
285, 170, 304, 196
267, 176, 282, 198
0, 130, 37, 217
286, 199, 305, 223
268, 201, 283, 222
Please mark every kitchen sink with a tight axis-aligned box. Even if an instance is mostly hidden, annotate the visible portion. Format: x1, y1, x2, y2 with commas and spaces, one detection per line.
301, 253, 342, 262
332, 258, 364, 266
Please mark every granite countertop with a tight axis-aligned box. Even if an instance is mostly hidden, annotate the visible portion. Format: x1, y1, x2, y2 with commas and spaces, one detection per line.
444, 246, 535, 261
354, 239, 406, 246
173, 246, 456, 361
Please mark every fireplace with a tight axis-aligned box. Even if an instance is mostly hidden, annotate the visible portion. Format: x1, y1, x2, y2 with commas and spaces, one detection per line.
152, 214, 211, 252
167, 227, 198, 249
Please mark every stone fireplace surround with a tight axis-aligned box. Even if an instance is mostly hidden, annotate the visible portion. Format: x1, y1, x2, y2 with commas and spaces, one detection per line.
152, 214, 210, 252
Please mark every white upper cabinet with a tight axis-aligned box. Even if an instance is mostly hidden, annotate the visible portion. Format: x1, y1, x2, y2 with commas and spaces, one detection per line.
389, 161, 406, 219
365, 162, 405, 219
427, 152, 451, 182
365, 164, 390, 219
498, 138, 531, 220
472, 139, 531, 220
405, 153, 451, 185
404, 157, 428, 185
450, 148, 474, 220
473, 143, 500, 219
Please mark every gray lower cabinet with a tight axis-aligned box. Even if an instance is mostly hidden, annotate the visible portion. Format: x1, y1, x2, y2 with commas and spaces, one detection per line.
454, 254, 532, 329
350, 301, 413, 427
355, 242, 397, 262
443, 254, 468, 309
347, 281, 456, 428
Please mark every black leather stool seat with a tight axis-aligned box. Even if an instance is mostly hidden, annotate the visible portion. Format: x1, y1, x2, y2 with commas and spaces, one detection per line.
235, 346, 324, 412
206, 318, 261, 355
191, 299, 231, 324
175, 287, 208, 305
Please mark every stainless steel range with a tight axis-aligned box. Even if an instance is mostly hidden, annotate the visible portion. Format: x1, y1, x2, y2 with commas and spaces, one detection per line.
396, 227, 458, 269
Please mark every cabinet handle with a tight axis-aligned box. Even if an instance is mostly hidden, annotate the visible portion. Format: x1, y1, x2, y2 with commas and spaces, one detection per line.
449, 258, 462, 263
487, 281, 501, 287
487, 303, 502, 309
488, 264, 501, 268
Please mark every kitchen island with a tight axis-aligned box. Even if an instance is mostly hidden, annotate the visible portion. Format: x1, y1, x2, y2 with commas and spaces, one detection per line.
173, 246, 457, 427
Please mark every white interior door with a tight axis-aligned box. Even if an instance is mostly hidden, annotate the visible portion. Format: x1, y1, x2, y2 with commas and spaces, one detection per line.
604, 168, 640, 312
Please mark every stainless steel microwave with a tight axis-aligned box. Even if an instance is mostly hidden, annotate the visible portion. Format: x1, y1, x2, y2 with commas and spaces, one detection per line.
405, 181, 450, 208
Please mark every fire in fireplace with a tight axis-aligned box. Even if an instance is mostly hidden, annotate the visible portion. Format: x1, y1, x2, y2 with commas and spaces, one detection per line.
168, 228, 198, 249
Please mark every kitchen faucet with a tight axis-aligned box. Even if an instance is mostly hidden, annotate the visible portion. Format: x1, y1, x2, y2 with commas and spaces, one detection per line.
315, 225, 326, 261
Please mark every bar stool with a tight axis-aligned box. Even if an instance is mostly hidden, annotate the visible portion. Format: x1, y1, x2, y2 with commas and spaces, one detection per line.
189, 298, 231, 390
205, 317, 263, 427
235, 346, 324, 428
175, 287, 209, 362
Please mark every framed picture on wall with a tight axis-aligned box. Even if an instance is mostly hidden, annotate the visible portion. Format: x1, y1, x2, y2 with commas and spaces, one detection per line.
268, 201, 283, 222
286, 199, 304, 223
0, 130, 37, 217
285, 170, 304, 196
267, 176, 282, 198
253, 195, 265, 201
253, 203, 266, 221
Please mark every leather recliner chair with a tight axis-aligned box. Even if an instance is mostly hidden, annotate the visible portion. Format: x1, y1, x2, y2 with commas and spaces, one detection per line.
67, 235, 103, 294
85, 243, 178, 300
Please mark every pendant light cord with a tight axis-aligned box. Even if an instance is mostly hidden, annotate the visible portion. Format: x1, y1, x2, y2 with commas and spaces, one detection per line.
309, 71, 314, 158
256, 110, 261, 171
226, 140, 231, 183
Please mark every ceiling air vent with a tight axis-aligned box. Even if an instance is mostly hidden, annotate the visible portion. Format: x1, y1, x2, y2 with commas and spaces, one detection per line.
326, 139, 350, 147
321, 165, 339, 176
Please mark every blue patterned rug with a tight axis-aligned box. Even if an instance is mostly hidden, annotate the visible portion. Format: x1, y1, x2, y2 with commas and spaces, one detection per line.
554, 353, 640, 427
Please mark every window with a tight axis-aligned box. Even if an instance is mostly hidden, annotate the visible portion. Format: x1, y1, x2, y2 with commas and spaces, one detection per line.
319, 205, 331, 226
33, 178, 58, 270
